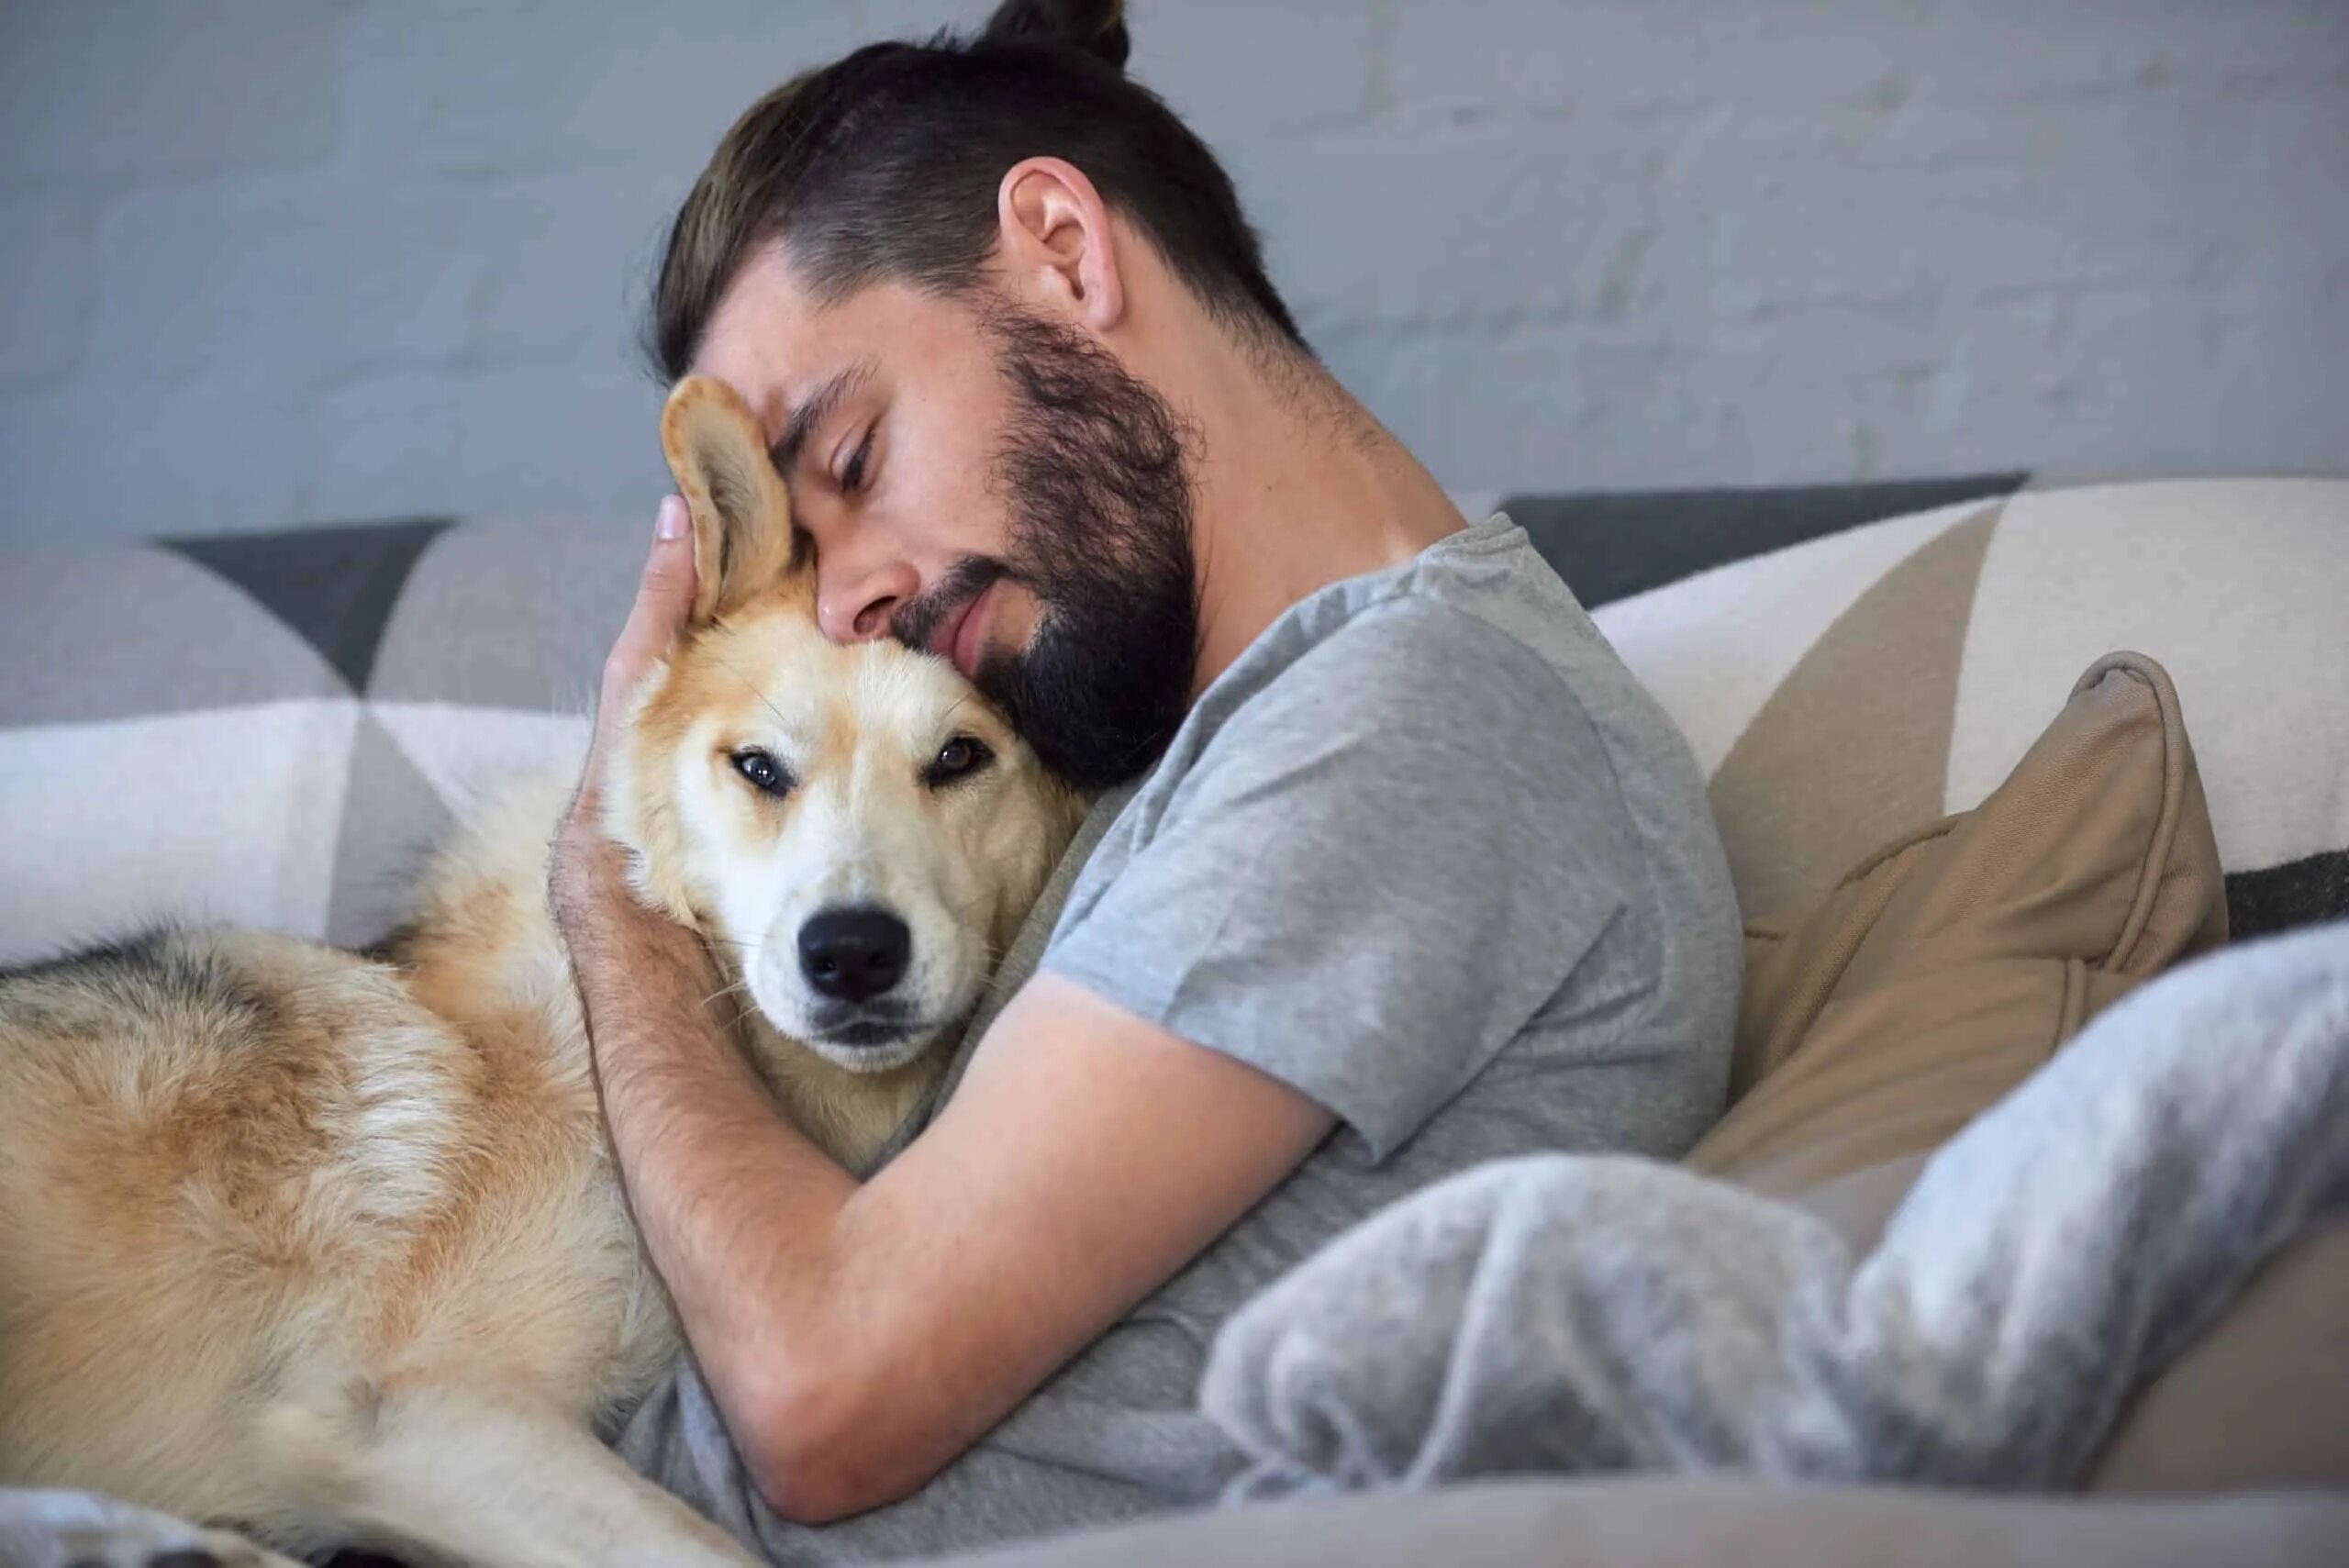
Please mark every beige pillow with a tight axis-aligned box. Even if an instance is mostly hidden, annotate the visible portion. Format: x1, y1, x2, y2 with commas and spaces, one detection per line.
1679, 652, 2348, 1492
1684, 651, 2228, 1196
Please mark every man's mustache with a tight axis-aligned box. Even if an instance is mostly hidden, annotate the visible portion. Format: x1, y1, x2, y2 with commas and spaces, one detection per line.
890, 555, 1009, 654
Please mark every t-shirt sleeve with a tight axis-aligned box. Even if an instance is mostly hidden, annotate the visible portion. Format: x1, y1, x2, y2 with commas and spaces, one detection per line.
1040, 598, 1644, 1162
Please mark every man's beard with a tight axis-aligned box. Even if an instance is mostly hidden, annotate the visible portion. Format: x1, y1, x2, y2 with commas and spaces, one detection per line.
895, 306, 1201, 793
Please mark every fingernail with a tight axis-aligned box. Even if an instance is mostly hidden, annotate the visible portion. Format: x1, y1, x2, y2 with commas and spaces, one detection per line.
656, 496, 687, 540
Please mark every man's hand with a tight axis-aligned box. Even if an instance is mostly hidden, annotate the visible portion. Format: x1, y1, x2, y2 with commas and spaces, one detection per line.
549, 495, 697, 929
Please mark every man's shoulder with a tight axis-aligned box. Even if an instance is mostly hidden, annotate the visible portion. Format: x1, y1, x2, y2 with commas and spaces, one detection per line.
1152, 585, 1620, 842
1223, 575, 1593, 740
1074, 524, 1664, 875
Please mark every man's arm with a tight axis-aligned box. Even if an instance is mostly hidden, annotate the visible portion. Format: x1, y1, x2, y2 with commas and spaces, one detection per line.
552, 511, 1335, 1523
568, 869, 1330, 1523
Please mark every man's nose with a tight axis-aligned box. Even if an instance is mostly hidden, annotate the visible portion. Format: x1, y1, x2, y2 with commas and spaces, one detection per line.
815, 553, 920, 645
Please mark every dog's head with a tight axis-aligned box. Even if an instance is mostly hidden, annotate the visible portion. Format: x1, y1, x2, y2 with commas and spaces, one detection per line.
601, 376, 1084, 1074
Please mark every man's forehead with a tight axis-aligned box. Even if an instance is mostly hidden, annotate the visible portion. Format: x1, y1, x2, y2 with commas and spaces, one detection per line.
692, 261, 982, 441
690, 250, 842, 437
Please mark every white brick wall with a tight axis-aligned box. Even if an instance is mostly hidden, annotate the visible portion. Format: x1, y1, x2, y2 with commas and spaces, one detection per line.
2, 0, 2343, 542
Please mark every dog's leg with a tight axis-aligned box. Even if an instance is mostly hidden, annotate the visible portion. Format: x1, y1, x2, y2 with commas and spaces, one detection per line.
268, 1385, 763, 1568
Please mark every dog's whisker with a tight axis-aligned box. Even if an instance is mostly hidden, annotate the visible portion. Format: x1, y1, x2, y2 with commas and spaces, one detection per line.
698, 978, 756, 1010
709, 652, 792, 734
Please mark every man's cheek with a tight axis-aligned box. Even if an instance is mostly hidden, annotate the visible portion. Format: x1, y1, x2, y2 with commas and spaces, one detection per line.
992, 583, 1046, 652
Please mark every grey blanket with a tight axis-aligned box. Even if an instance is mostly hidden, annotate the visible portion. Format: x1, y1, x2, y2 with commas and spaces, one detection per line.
1202, 917, 2349, 1500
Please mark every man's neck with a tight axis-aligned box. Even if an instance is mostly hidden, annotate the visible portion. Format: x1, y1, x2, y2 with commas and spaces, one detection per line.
1179, 343, 1468, 695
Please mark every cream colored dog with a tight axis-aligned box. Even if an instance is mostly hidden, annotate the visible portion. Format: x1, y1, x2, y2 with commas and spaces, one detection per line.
0, 378, 1083, 1567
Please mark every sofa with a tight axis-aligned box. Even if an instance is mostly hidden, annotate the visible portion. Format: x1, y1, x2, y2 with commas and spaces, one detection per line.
2, 473, 2344, 1564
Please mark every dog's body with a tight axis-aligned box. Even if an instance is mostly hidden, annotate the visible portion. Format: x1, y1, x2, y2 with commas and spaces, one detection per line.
0, 380, 1082, 1567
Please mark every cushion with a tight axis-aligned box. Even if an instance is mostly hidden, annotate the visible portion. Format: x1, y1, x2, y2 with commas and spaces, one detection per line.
2087, 1221, 2349, 1494
1586, 477, 2349, 939
1675, 651, 2346, 1496
0, 518, 640, 962
3, 477, 2341, 963
1683, 651, 2229, 1195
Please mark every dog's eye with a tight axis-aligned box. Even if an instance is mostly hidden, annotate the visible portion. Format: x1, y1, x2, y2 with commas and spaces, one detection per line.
924, 736, 995, 787
731, 748, 794, 797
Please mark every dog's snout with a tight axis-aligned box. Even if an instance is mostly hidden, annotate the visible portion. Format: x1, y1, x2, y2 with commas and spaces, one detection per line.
797, 906, 912, 1003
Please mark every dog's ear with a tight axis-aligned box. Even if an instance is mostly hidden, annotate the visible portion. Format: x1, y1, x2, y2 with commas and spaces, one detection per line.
659, 375, 808, 623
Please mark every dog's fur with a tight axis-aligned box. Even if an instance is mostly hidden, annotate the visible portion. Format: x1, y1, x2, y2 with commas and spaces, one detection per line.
0, 379, 1084, 1567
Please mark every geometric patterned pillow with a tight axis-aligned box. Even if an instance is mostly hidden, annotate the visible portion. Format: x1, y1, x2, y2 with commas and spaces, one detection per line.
0, 518, 642, 962
3, 475, 2343, 967
1581, 477, 2349, 938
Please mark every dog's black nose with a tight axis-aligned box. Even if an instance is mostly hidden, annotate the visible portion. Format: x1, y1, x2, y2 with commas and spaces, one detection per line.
797, 907, 912, 1003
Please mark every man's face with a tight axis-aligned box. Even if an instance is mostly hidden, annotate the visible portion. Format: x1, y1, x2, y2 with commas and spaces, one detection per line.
692, 248, 1198, 792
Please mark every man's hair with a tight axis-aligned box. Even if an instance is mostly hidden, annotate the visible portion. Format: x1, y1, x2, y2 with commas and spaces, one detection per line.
644, 0, 1306, 382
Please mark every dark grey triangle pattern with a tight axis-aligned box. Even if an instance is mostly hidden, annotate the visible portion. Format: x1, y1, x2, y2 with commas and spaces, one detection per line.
2226, 851, 2349, 943
1503, 473, 2030, 609
162, 517, 454, 694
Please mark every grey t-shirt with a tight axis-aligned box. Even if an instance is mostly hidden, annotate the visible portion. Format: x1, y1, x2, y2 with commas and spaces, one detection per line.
615, 514, 1744, 1562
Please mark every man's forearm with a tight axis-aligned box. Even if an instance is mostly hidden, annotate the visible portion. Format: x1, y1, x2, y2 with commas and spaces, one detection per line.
552, 831, 1343, 1524
556, 839, 861, 1466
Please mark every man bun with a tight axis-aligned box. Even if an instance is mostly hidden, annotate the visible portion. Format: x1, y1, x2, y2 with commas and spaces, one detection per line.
980, 0, 1131, 72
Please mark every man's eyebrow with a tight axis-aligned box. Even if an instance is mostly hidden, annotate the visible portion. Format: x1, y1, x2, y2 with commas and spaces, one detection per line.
768, 359, 877, 474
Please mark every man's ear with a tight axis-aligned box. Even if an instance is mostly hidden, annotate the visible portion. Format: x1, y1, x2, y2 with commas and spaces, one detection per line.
659, 375, 804, 622
998, 156, 1125, 334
